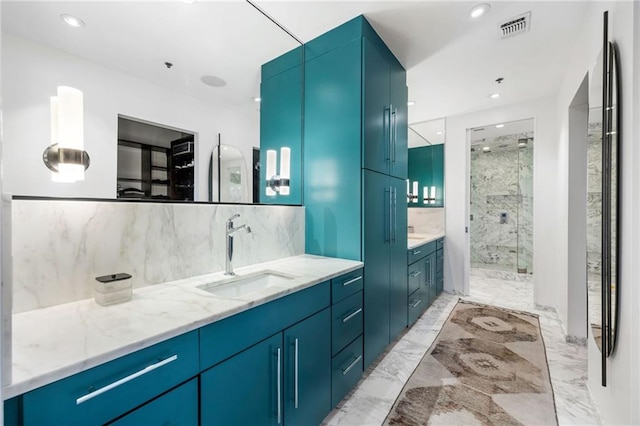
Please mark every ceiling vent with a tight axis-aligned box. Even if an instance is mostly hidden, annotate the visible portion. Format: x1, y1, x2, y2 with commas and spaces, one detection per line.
500, 12, 531, 38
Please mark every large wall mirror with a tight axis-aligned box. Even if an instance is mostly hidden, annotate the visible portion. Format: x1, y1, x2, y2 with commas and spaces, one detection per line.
1, 1, 303, 205
587, 10, 620, 387
407, 118, 445, 207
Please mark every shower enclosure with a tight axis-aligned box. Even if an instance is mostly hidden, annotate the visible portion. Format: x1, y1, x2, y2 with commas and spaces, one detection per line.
470, 120, 534, 275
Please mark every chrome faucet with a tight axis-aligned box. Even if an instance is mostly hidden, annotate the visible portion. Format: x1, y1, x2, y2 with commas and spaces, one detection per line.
225, 214, 251, 276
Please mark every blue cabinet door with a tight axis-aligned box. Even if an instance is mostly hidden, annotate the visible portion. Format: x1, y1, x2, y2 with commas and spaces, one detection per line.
363, 169, 390, 368
109, 379, 198, 426
284, 308, 331, 426
363, 38, 391, 176
201, 333, 283, 426
389, 176, 408, 339
389, 60, 408, 180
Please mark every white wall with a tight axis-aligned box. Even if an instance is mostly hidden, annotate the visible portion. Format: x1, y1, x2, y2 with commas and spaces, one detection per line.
2, 34, 258, 201
554, 1, 639, 424
444, 97, 559, 314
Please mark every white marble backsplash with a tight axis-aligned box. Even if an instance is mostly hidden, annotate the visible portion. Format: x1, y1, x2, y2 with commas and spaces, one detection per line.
407, 208, 445, 235
11, 200, 304, 313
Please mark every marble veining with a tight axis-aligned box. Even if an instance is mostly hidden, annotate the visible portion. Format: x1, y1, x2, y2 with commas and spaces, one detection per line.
324, 274, 601, 426
407, 208, 444, 236
6, 255, 363, 399
11, 200, 304, 313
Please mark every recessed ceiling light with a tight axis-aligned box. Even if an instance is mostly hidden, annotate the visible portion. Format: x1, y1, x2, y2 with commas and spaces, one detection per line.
200, 75, 226, 88
253, 97, 261, 102
489, 93, 501, 99
407, 101, 416, 106
470, 3, 491, 19
60, 14, 85, 28
495, 124, 504, 128
436, 131, 444, 135
482, 146, 491, 152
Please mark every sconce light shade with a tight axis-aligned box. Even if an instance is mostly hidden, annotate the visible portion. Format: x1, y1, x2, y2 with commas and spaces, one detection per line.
43, 86, 90, 182
430, 186, 436, 204
265, 147, 291, 196
412, 181, 418, 203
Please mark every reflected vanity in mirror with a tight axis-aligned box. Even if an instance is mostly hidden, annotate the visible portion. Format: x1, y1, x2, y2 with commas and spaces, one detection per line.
587, 10, 620, 386
407, 119, 445, 207
210, 142, 250, 203
1, 1, 303, 205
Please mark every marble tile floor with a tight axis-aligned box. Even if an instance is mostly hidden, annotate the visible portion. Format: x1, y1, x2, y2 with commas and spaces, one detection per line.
323, 274, 601, 425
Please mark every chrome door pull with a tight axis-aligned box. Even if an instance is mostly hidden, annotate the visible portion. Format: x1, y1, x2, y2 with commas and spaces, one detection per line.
410, 299, 422, 308
76, 355, 178, 405
342, 276, 362, 287
412, 250, 421, 255
341, 355, 362, 376
391, 106, 397, 163
294, 339, 299, 409
342, 308, 363, 323
409, 271, 421, 278
277, 347, 282, 424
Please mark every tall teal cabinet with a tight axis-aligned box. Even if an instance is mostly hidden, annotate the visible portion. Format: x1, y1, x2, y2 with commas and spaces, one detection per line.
260, 46, 303, 205
304, 16, 408, 368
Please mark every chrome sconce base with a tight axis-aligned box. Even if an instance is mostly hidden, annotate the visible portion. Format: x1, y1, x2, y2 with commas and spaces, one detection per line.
42, 143, 91, 173
267, 176, 290, 193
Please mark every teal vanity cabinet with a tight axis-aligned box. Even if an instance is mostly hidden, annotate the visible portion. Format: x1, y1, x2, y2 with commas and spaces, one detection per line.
407, 240, 443, 326
304, 15, 408, 370
436, 237, 445, 293
407, 144, 444, 207
18, 331, 199, 426
260, 46, 303, 205
199, 281, 332, 426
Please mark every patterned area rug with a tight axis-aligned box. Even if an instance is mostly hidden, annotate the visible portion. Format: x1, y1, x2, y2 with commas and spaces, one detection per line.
384, 300, 557, 425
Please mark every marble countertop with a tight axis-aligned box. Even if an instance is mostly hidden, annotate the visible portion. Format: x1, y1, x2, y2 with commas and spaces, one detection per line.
407, 232, 445, 250
5, 255, 363, 399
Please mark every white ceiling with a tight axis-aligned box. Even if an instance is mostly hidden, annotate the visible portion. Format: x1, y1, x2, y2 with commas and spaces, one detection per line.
256, 0, 590, 123
409, 118, 445, 147
3, 1, 591, 129
470, 117, 534, 144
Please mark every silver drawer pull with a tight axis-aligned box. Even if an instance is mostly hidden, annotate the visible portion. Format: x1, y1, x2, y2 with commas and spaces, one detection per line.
342, 276, 362, 287
412, 250, 421, 255
76, 355, 178, 405
342, 308, 363, 323
409, 271, 421, 278
341, 355, 362, 376
410, 299, 422, 308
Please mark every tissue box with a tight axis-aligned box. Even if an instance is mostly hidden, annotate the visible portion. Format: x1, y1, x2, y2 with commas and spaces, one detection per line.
95, 273, 133, 306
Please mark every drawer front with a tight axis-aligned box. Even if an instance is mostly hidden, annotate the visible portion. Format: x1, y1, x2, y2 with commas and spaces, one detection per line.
436, 237, 445, 251
332, 291, 363, 356
407, 241, 436, 265
408, 288, 424, 326
331, 268, 364, 303
407, 261, 422, 295
200, 280, 330, 370
331, 335, 363, 407
23, 331, 199, 426
436, 249, 444, 273
108, 378, 198, 426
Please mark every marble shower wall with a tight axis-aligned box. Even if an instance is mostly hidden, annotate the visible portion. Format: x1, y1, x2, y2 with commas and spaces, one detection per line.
407, 207, 445, 235
11, 200, 304, 313
586, 121, 602, 282
470, 132, 533, 273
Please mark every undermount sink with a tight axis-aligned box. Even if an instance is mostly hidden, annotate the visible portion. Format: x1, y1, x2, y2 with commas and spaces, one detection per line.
197, 270, 295, 298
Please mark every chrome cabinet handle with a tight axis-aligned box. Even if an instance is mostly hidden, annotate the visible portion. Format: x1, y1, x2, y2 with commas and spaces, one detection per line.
391, 106, 397, 163
342, 276, 362, 287
76, 355, 178, 405
388, 106, 393, 162
412, 250, 421, 255
410, 299, 422, 308
341, 355, 362, 376
387, 187, 392, 244
277, 347, 282, 424
392, 187, 397, 244
409, 271, 422, 278
342, 308, 363, 323
294, 338, 299, 409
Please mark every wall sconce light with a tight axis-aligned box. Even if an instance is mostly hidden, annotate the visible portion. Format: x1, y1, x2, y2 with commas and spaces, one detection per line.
423, 186, 436, 204
43, 86, 90, 182
406, 180, 418, 203
265, 147, 290, 196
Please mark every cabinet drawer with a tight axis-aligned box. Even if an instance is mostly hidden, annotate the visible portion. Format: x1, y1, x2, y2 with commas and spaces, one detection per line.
407, 241, 435, 265
331, 335, 363, 407
331, 268, 364, 303
332, 291, 363, 356
408, 262, 422, 295
408, 288, 424, 326
108, 378, 198, 426
23, 331, 199, 426
436, 237, 445, 251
